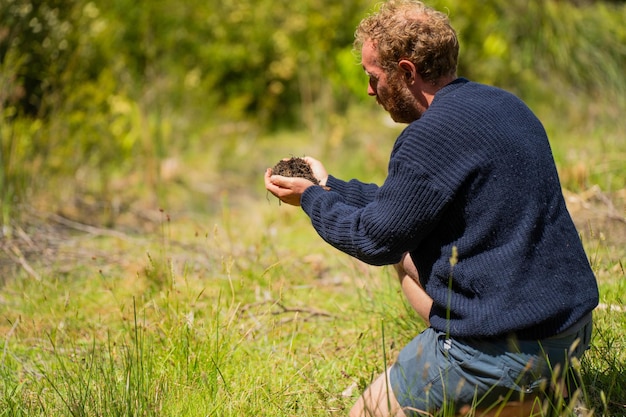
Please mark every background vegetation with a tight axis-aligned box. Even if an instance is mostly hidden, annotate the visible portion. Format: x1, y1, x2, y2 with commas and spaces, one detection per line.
0, 0, 625, 415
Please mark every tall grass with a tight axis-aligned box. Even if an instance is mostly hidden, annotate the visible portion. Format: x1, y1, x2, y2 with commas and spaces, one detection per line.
1, 90, 624, 417
0, 206, 385, 415
0, 193, 624, 416
1, 1, 624, 415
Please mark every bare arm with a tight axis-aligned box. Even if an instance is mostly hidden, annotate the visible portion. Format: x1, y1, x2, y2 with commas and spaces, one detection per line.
394, 253, 432, 325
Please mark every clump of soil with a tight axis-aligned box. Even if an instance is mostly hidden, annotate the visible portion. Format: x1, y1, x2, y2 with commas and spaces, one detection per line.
271, 157, 319, 184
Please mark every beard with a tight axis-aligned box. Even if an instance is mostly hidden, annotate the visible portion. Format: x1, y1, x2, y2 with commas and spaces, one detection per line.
377, 74, 422, 124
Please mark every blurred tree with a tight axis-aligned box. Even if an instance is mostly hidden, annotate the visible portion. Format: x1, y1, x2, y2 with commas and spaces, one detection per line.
1, 0, 625, 227
0, 0, 84, 117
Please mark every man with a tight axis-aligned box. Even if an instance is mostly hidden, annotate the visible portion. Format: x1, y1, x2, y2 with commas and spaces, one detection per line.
264, 0, 599, 415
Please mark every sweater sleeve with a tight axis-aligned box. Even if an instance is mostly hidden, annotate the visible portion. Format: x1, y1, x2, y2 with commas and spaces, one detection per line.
325, 175, 379, 208
301, 160, 450, 266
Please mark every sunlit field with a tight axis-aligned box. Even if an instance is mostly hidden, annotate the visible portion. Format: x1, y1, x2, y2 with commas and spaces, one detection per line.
1, 0, 625, 415
1, 103, 624, 416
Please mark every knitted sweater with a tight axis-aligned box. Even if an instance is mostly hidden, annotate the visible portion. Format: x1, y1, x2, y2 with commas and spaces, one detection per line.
301, 78, 599, 339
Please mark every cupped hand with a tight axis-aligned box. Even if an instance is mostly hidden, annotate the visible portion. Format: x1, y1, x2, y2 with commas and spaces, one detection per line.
302, 156, 329, 186
264, 168, 316, 207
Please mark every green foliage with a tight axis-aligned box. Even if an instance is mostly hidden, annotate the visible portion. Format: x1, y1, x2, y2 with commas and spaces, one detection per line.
3, 0, 625, 126
431, 0, 626, 104
0, 0, 81, 116
2, 0, 626, 225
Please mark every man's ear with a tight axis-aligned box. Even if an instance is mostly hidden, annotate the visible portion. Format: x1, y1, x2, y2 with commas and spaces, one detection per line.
398, 59, 417, 84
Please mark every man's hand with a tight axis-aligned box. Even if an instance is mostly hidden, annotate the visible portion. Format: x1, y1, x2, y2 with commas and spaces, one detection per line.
264, 169, 316, 206
265, 156, 329, 206
302, 156, 329, 187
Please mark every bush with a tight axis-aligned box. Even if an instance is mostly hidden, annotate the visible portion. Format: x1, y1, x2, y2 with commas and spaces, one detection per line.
1, 0, 625, 226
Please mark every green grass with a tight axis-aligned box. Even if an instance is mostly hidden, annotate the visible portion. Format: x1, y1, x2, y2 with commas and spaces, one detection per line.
0, 200, 402, 416
1, 192, 624, 416
1, 103, 625, 416
2, 0, 625, 413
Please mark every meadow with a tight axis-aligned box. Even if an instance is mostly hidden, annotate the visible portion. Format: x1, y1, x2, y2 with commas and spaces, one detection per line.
1, 105, 625, 416
1, 0, 625, 415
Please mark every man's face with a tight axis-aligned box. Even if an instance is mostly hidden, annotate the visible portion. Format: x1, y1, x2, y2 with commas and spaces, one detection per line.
361, 40, 421, 123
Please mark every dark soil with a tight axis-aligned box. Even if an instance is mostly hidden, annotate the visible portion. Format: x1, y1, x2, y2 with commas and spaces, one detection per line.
271, 157, 319, 184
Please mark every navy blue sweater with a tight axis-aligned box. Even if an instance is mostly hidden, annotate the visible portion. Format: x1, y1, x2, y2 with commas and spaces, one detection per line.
301, 78, 598, 339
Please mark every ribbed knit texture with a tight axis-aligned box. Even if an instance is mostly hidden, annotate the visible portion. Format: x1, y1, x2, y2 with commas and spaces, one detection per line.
301, 78, 599, 339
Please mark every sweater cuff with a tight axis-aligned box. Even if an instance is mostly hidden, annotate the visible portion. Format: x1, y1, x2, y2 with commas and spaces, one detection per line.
301, 184, 329, 216
325, 175, 347, 192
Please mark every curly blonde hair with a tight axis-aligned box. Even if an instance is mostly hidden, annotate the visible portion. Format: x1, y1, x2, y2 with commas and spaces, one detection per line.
354, 0, 458, 83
